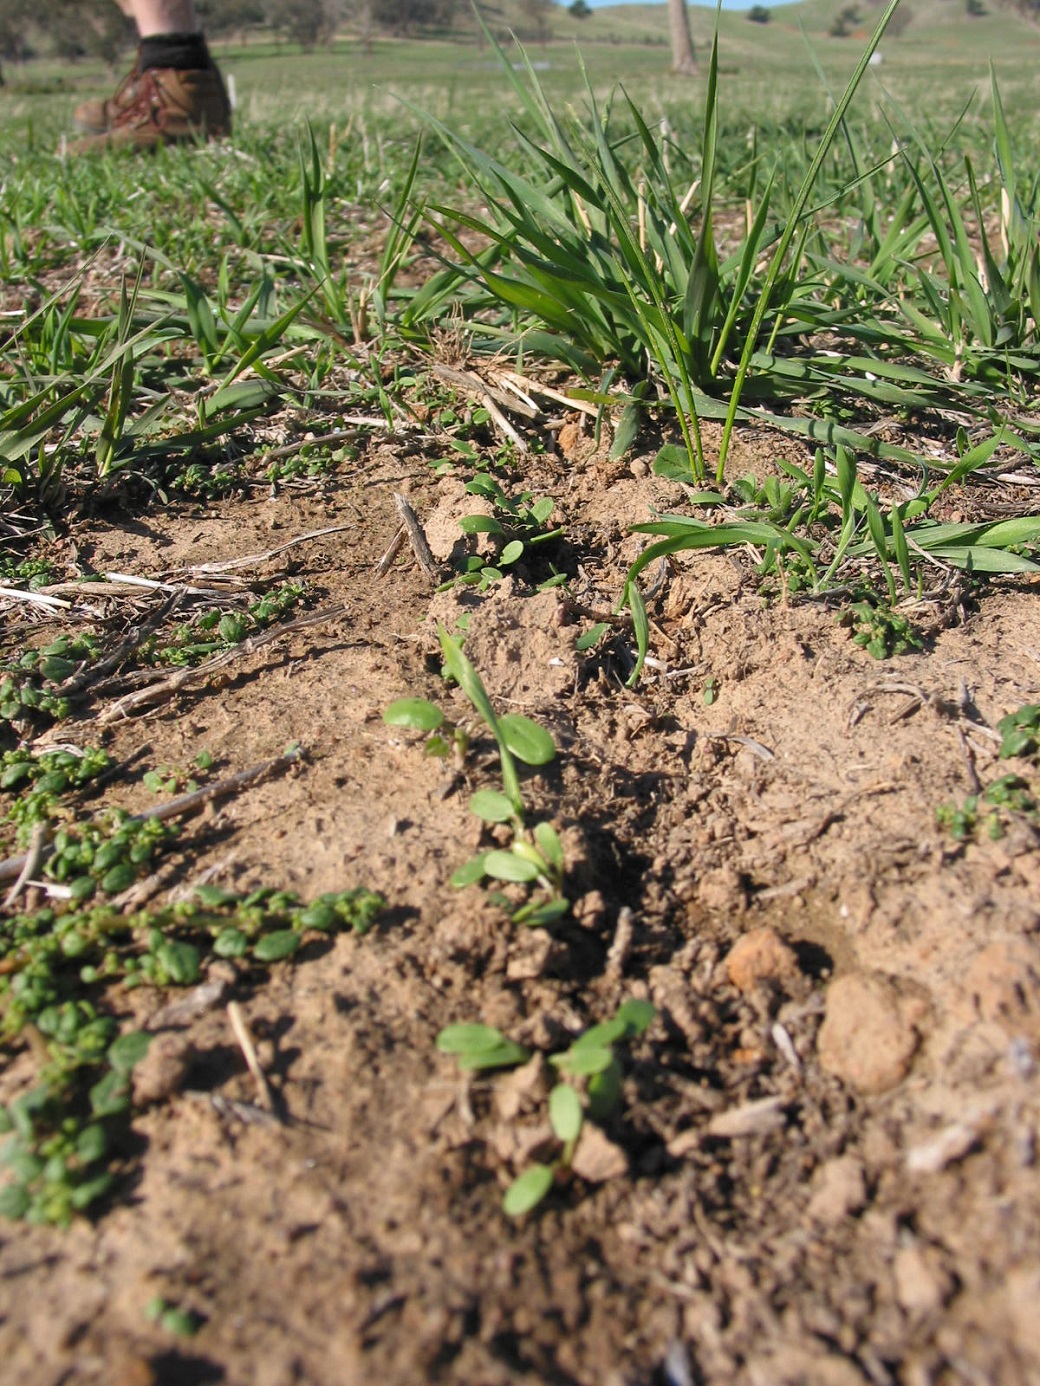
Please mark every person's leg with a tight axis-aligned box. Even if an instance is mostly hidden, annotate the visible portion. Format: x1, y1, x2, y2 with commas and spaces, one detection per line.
70, 0, 231, 150
123, 0, 198, 35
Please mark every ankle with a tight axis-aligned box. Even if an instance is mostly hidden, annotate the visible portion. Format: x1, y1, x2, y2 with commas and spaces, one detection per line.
138, 33, 211, 72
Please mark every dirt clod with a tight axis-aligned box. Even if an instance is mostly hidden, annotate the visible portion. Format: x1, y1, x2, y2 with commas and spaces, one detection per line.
726, 926, 801, 996
806, 1155, 868, 1225
964, 937, 1040, 1039
817, 971, 924, 1094
131, 1032, 195, 1107
893, 1240, 952, 1317
571, 1125, 628, 1183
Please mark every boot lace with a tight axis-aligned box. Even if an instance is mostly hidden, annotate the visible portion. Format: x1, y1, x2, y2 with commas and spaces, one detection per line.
111, 69, 174, 133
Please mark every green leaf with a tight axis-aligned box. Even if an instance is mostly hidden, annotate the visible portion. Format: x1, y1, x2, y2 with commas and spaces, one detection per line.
438, 625, 523, 814
532, 821, 564, 872
75, 1124, 108, 1165
192, 884, 237, 907
156, 940, 200, 985
652, 443, 694, 482
469, 789, 516, 823
549, 1084, 584, 1144
436, 1023, 507, 1055
575, 622, 609, 652
512, 897, 570, 927
100, 862, 137, 895
555, 1044, 615, 1077
435, 1024, 528, 1070
498, 714, 556, 766
451, 853, 489, 887
69, 1171, 114, 1211
609, 398, 642, 460
253, 930, 301, 962
456, 1040, 530, 1071
159, 1306, 202, 1338
0, 1183, 30, 1219
503, 1163, 555, 1217
298, 902, 336, 931
383, 698, 445, 732
39, 656, 76, 682
108, 1031, 152, 1075
500, 540, 525, 566
615, 998, 656, 1037
587, 1058, 624, 1120
89, 1071, 130, 1118
213, 927, 248, 958
458, 514, 504, 534
1000, 729, 1036, 759
484, 850, 542, 883
625, 579, 649, 688
572, 1019, 626, 1050
203, 378, 283, 419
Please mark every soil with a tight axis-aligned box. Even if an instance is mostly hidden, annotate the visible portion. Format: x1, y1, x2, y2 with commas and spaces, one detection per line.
2, 413, 1040, 1386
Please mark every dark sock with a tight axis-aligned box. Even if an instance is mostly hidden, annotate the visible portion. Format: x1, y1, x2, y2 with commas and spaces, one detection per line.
138, 33, 211, 72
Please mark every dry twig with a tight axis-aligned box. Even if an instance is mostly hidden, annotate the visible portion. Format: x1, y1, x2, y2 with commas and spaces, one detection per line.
375, 526, 407, 577
392, 494, 442, 585
98, 604, 346, 723
227, 1000, 276, 1115
2, 822, 48, 911
184, 524, 355, 576
0, 747, 304, 886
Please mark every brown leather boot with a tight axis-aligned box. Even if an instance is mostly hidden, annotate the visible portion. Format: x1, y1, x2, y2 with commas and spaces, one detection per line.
72, 62, 144, 136
69, 64, 231, 152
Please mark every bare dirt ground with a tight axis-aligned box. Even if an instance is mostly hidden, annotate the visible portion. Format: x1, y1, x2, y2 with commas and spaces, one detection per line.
2, 416, 1039, 1386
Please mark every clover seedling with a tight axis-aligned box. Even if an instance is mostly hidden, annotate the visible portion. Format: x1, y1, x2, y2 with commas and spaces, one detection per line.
452, 476, 564, 591
0, 883, 384, 1224
1, 747, 113, 845
144, 1296, 203, 1338
998, 705, 1040, 763
383, 697, 470, 762
936, 774, 1037, 843
0, 634, 100, 732
435, 1023, 529, 1071
841, 599, 922, 659
144, 751, 213, 797
389, 635, 566, 925
496, 999, 655, 1217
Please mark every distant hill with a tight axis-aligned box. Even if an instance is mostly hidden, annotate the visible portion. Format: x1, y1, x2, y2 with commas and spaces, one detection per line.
5, 0, 1036, 69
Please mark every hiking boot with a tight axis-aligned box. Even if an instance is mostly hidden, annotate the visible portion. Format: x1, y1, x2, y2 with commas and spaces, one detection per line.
68, 64, 231, 153
72, 62, 143, 136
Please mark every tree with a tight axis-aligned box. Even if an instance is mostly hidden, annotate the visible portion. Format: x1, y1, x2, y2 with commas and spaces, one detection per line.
568, 0, 591, 16
668, 0, 696, 75
884, 3, 914, 35
0, 0, 35, 63
517, 0, 553, 44
265, 0, 341, 46
829, 4, 861, 36
747, 4, 770, 20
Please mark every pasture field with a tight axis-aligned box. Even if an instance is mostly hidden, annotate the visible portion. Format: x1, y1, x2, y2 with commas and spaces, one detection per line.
2, 7, 1040, 1382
